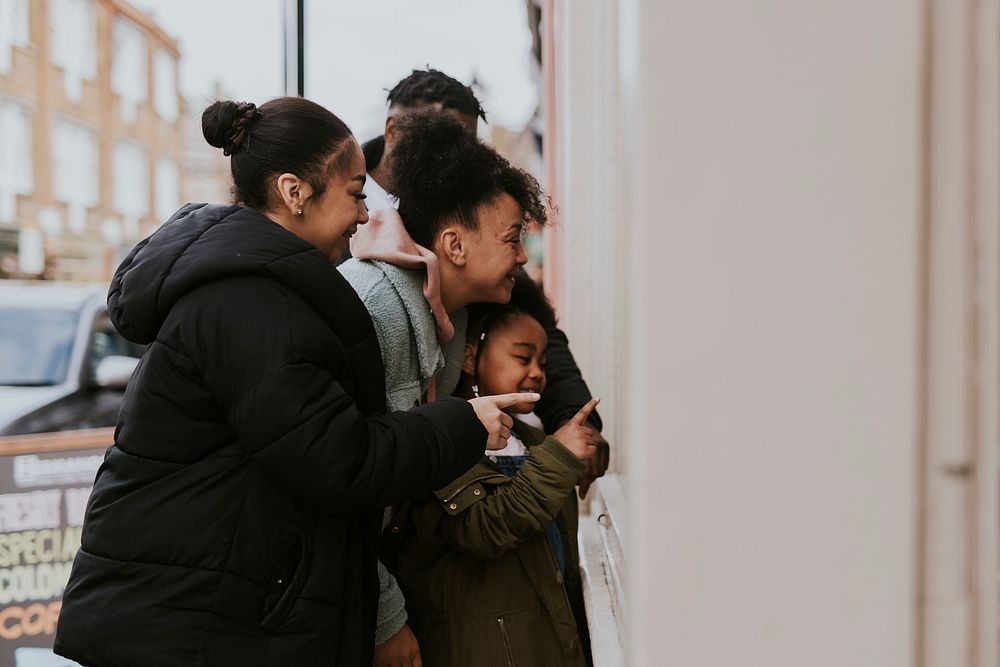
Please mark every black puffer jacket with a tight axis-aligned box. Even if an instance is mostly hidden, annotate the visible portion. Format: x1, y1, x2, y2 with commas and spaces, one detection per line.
54, 204, 486, 667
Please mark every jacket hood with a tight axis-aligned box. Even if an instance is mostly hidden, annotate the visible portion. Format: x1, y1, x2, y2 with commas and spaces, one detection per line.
109, 203, 366, 344
349, 209, 454, 343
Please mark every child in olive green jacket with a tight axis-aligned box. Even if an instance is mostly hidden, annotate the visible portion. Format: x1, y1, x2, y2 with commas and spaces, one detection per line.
384, 304, 599, 667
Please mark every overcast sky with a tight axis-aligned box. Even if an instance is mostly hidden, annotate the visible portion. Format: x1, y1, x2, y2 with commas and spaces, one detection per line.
128, 0, 538, 140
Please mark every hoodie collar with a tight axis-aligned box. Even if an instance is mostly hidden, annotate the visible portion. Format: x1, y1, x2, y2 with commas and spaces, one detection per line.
350, 208, 454, 343
108, 203, 372, 346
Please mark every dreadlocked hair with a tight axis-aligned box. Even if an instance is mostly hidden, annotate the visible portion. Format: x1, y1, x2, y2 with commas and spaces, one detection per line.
387, 68, 486, 121
386, 111, 548, 248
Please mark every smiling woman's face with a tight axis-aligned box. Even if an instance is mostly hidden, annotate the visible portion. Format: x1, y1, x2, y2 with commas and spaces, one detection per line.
301, 142, 369, 260
459, 192, 528, 304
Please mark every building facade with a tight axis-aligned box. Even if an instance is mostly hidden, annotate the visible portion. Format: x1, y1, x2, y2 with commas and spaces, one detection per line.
0, 0, 183, 281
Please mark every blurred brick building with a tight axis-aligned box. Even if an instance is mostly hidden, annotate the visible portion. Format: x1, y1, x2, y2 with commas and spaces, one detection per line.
0, 0, 215, 281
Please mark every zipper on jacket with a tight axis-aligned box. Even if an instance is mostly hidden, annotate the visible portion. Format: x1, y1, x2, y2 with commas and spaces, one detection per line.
541, 534, 583, 656
497, 617, 516, 667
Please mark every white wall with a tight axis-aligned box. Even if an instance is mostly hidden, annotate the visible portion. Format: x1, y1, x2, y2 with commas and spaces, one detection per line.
549, 0, 624, 465
551, 1, 999, 665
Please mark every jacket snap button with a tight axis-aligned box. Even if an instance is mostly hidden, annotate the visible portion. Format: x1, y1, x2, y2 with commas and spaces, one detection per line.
391, 525, 400, 533
276, 578, 284, 586
473, 489, 482, 496
449, 503, 458, 510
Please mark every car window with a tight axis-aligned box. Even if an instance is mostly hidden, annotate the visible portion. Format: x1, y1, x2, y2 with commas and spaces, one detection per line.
88, 312, 142, 376
0, 308, 79, 386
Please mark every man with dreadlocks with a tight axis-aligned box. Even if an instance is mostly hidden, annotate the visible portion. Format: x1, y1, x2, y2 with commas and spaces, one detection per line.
344, 69, 609, 667
362, 68, 486, 214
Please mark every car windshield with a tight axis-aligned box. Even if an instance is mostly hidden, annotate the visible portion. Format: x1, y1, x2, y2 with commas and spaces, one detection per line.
0, 308, 79, 386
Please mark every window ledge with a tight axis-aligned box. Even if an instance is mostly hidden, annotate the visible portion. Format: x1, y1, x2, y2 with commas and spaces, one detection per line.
578, 472, 626, 666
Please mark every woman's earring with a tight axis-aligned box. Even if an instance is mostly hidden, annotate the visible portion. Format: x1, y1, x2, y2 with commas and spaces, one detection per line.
297, 208, 303, 215
472, 384, 481, 399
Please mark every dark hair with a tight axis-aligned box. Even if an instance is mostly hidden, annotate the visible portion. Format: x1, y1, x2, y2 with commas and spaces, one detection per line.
385, 111, 548, 248
387, 68, 486, 121
468, 276, 556, 343
202, 97, 354, 210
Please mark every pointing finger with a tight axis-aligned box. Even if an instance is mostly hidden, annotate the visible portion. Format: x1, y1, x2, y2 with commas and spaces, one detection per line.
493, 392, 541, 409
569, 398, 600, 426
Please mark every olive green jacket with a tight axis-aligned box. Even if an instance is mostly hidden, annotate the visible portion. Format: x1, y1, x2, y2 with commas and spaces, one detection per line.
384, 421, 590, 667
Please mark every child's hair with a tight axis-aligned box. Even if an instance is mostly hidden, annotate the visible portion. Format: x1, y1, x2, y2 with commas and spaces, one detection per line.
467, 276, 555, 342
385, 111, 548, 248
466, 278, 556, 396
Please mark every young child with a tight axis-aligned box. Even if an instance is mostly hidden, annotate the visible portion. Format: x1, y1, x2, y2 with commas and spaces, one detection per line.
384, 297, 598, 667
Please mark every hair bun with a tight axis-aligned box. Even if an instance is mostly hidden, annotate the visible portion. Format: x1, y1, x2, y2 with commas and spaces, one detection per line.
202, 100, 263, 156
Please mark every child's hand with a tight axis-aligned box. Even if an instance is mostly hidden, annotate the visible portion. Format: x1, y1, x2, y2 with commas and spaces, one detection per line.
554, 398, 600, 460
469, 392, 541, 450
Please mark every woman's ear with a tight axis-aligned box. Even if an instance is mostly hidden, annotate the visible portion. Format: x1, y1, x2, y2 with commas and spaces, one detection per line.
383, 115, 398, 146
437, 226, 466, 266
462, 341, 478, 375
275, 173, 310, 216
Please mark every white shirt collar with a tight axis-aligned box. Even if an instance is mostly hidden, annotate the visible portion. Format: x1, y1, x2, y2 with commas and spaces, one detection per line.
363, 174, 399, 212
485, 412, 542, 458
487, 430, 528, 458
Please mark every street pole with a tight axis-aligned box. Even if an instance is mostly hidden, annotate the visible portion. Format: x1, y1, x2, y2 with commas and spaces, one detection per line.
283, 0, 304, 97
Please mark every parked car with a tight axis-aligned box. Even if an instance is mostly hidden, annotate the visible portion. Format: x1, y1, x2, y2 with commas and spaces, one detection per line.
0, 281, 143, 436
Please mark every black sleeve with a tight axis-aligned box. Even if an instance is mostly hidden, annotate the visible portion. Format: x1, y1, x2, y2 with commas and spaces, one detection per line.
189, 280, 486, 512
230, 369, 486, 512
535, 325, 603, 432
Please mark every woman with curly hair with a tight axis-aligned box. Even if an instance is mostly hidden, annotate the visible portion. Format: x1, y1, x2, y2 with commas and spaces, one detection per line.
341, 110, 548, 410
338, 110, 551, 664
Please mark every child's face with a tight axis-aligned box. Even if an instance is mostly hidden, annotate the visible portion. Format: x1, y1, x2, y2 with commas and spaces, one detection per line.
475, 313, 548, 414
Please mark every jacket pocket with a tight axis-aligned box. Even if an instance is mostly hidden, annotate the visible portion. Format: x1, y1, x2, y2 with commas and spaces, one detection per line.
497, 616, 517, 667
260, 533, 311, 632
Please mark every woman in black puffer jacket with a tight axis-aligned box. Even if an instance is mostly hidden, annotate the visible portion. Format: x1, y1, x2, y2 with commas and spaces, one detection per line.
53, 97, 531, 667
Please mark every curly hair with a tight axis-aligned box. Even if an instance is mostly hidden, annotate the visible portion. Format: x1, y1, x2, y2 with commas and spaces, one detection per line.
467, 274, 557, 339
386, 68, 486, 121
385, 111, 548, 248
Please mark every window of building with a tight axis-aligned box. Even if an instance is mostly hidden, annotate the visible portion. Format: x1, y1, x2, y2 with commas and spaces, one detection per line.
52, 118, 98, 233
0, 0, 31, 75
113, 139, 149, 239
153, 48, 178, 123
111, 17, 147, 124
0, 99, 32, 225
154, 156, 179, 222
49, 0, 97, 102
